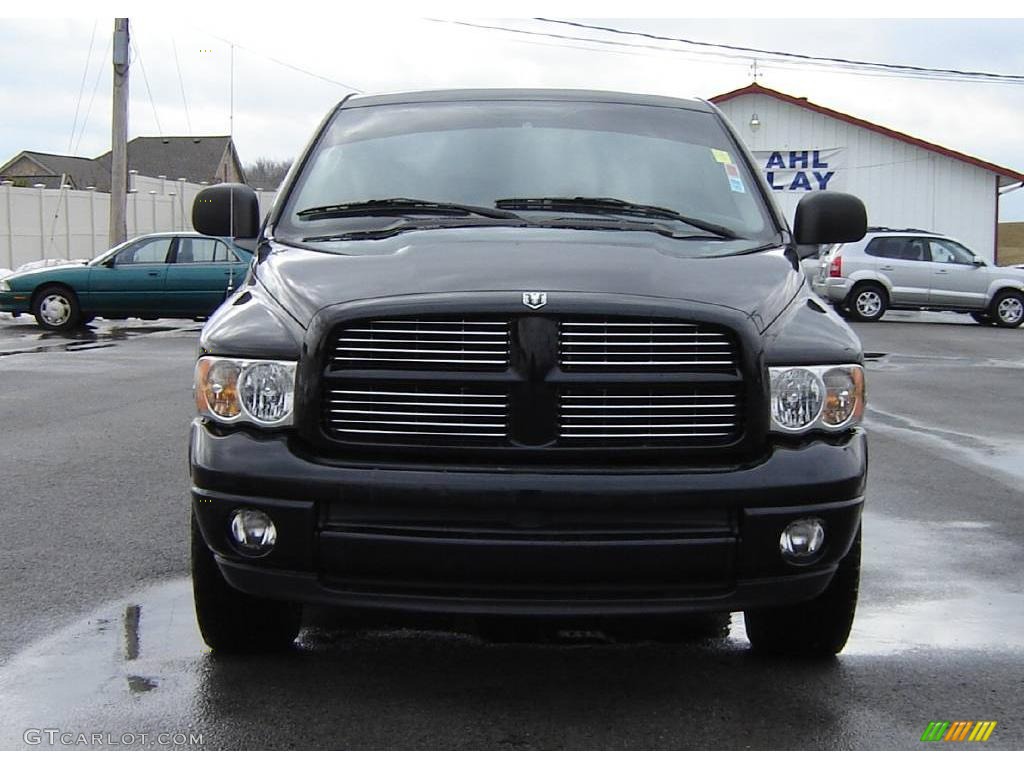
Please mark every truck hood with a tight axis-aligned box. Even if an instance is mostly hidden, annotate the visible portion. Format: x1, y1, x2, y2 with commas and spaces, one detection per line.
257, 228, 801, 332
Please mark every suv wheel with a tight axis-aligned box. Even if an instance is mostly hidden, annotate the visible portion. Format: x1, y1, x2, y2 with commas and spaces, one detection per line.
191, 514, 302, 653
970, 312, 992, 325
847, 285, 887, 322
32, 286, 82, 331
989, 290, 1024, 328
744, 526, 860, 658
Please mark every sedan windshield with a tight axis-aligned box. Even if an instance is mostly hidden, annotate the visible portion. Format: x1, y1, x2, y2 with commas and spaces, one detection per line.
277, 99, 780, 252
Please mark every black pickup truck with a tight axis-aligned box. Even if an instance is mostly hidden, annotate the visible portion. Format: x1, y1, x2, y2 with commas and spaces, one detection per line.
189, 89, 868, 657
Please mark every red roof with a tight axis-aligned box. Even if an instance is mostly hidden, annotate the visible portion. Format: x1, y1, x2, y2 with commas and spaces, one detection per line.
710, 82, 1024, 185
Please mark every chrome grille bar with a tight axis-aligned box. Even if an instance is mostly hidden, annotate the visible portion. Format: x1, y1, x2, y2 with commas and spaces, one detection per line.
560, 318, 737, 372
323, 385, 509, 440
559, 388, 741, 442
332, 318, 510, 368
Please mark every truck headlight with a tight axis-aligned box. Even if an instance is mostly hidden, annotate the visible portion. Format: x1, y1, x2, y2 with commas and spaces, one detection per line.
769, 364, 864, 434
195, 356, 296, 427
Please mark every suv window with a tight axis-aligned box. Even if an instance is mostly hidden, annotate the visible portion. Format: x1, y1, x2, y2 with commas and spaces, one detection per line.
864, 237, 928, 261
929, 239, 975, 265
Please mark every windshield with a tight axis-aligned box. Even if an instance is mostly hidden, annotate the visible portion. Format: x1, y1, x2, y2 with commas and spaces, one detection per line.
277, 99, 780, 252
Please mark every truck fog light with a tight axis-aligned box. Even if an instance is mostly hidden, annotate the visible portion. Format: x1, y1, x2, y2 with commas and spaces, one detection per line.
229, 509, 277, 556
780, 518, 825, 564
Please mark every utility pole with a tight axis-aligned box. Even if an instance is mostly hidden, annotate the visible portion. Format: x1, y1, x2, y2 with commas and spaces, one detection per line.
109, 18, 129, 247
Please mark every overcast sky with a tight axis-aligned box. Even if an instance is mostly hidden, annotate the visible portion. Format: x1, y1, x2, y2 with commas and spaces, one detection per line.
3, 13, 1024, 218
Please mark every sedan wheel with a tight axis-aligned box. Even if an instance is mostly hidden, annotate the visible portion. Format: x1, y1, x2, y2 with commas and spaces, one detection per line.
32, 287, 82, 331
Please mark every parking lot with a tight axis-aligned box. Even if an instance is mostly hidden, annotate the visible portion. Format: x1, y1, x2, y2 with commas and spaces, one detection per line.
0, 310, 1021, 749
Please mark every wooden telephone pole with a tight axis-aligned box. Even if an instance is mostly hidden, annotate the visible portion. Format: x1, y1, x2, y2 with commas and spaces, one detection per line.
109, 18, 129, 247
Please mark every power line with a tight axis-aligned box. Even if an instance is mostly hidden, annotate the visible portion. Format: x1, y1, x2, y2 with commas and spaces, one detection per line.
430, 18, 1024, 86
535, 18, 1024, 84
73, 36, 112, 155
190, 25, 362, 92
536, 17, 1024, 84
172, 39, 194, 135
68, 20, 98, 153
131, 39, 164, 136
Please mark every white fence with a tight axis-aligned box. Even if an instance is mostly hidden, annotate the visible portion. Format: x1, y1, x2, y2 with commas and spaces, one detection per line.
0, 175, 277, 270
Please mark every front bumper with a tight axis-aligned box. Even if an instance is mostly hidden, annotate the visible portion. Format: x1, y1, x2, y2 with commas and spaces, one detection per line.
190, 420, 866, 617
0, 292, 30, 314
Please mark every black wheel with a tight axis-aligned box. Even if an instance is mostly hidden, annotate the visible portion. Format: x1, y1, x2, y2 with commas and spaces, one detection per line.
847, 284, 887, 322
988, 290, 1024, 328
744, 527, 861, 658
32, 285, 82, 331
191, 514, 302, 653
833, 304, 851, 319
970, 312, 992, 325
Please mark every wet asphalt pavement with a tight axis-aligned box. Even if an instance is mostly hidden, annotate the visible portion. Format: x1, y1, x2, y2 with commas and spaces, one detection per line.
0, 310, 1021, 749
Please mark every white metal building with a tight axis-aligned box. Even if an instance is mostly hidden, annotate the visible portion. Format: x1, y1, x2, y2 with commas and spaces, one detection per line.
711, 83, 1024, 264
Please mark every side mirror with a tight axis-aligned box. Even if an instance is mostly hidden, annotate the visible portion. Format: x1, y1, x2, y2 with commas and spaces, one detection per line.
793, 191, 867, 245
192, 183, 260, 238
972, 257, 985, 267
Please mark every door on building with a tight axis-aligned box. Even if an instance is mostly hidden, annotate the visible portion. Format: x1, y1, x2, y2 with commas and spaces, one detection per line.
866, 236, 932, 306
163, 236, 244, 316
84, 236, 173, 313
926, 239, 990, 309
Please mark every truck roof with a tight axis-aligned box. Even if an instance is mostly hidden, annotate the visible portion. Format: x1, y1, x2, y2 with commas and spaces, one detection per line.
340, 88, 714, 112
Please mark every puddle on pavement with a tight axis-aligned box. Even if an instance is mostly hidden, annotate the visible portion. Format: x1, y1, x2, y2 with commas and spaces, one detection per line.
0, 321, 195, 357
1, 500, 1021, 746
865, 405, 1024, 488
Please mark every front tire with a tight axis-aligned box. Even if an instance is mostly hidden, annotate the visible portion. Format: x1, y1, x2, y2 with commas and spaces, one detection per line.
32, 286, 82, 331
744, 527, 861, 658
970, 312, 992, 325
847, 285, 887, 322
989, 290, 1024, 328
191, 514, 302, 653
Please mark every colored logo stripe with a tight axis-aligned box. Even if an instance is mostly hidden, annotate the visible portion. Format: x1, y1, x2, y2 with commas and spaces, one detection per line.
969, 722, 997, 742
944, 722, 972, 741
921, 721, 996, 742
921, 722, 949, 741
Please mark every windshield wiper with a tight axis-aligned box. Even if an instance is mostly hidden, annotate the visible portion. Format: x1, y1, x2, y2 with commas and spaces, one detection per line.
297, 198, 523, 221
494, 197, 739, 239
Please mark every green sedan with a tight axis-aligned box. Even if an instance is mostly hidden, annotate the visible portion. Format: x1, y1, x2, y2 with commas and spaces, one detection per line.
0, 232, 253, 331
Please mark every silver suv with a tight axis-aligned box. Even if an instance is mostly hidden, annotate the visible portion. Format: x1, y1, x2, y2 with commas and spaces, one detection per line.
813, 228, 1024, 327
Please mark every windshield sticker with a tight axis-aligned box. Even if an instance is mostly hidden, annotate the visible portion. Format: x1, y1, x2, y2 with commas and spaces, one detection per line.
723, 162, 745, 193
711, 148, 732, 164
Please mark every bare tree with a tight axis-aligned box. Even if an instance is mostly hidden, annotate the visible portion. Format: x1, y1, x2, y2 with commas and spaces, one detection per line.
243, 157, 293, 190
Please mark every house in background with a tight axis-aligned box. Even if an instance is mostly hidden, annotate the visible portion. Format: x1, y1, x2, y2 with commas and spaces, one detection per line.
710, 82, 1024, 264
0, 136, 245, 191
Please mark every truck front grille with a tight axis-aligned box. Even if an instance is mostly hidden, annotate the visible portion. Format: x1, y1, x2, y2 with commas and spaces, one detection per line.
559, 387, 741, 443
323, 385, 509, 441
559, 318, 736, 372
331, 318, 510, 370
318, 312, 748, 457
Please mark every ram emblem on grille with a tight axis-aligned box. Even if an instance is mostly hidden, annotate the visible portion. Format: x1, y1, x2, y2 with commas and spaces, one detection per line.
522, 291, 547, 310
